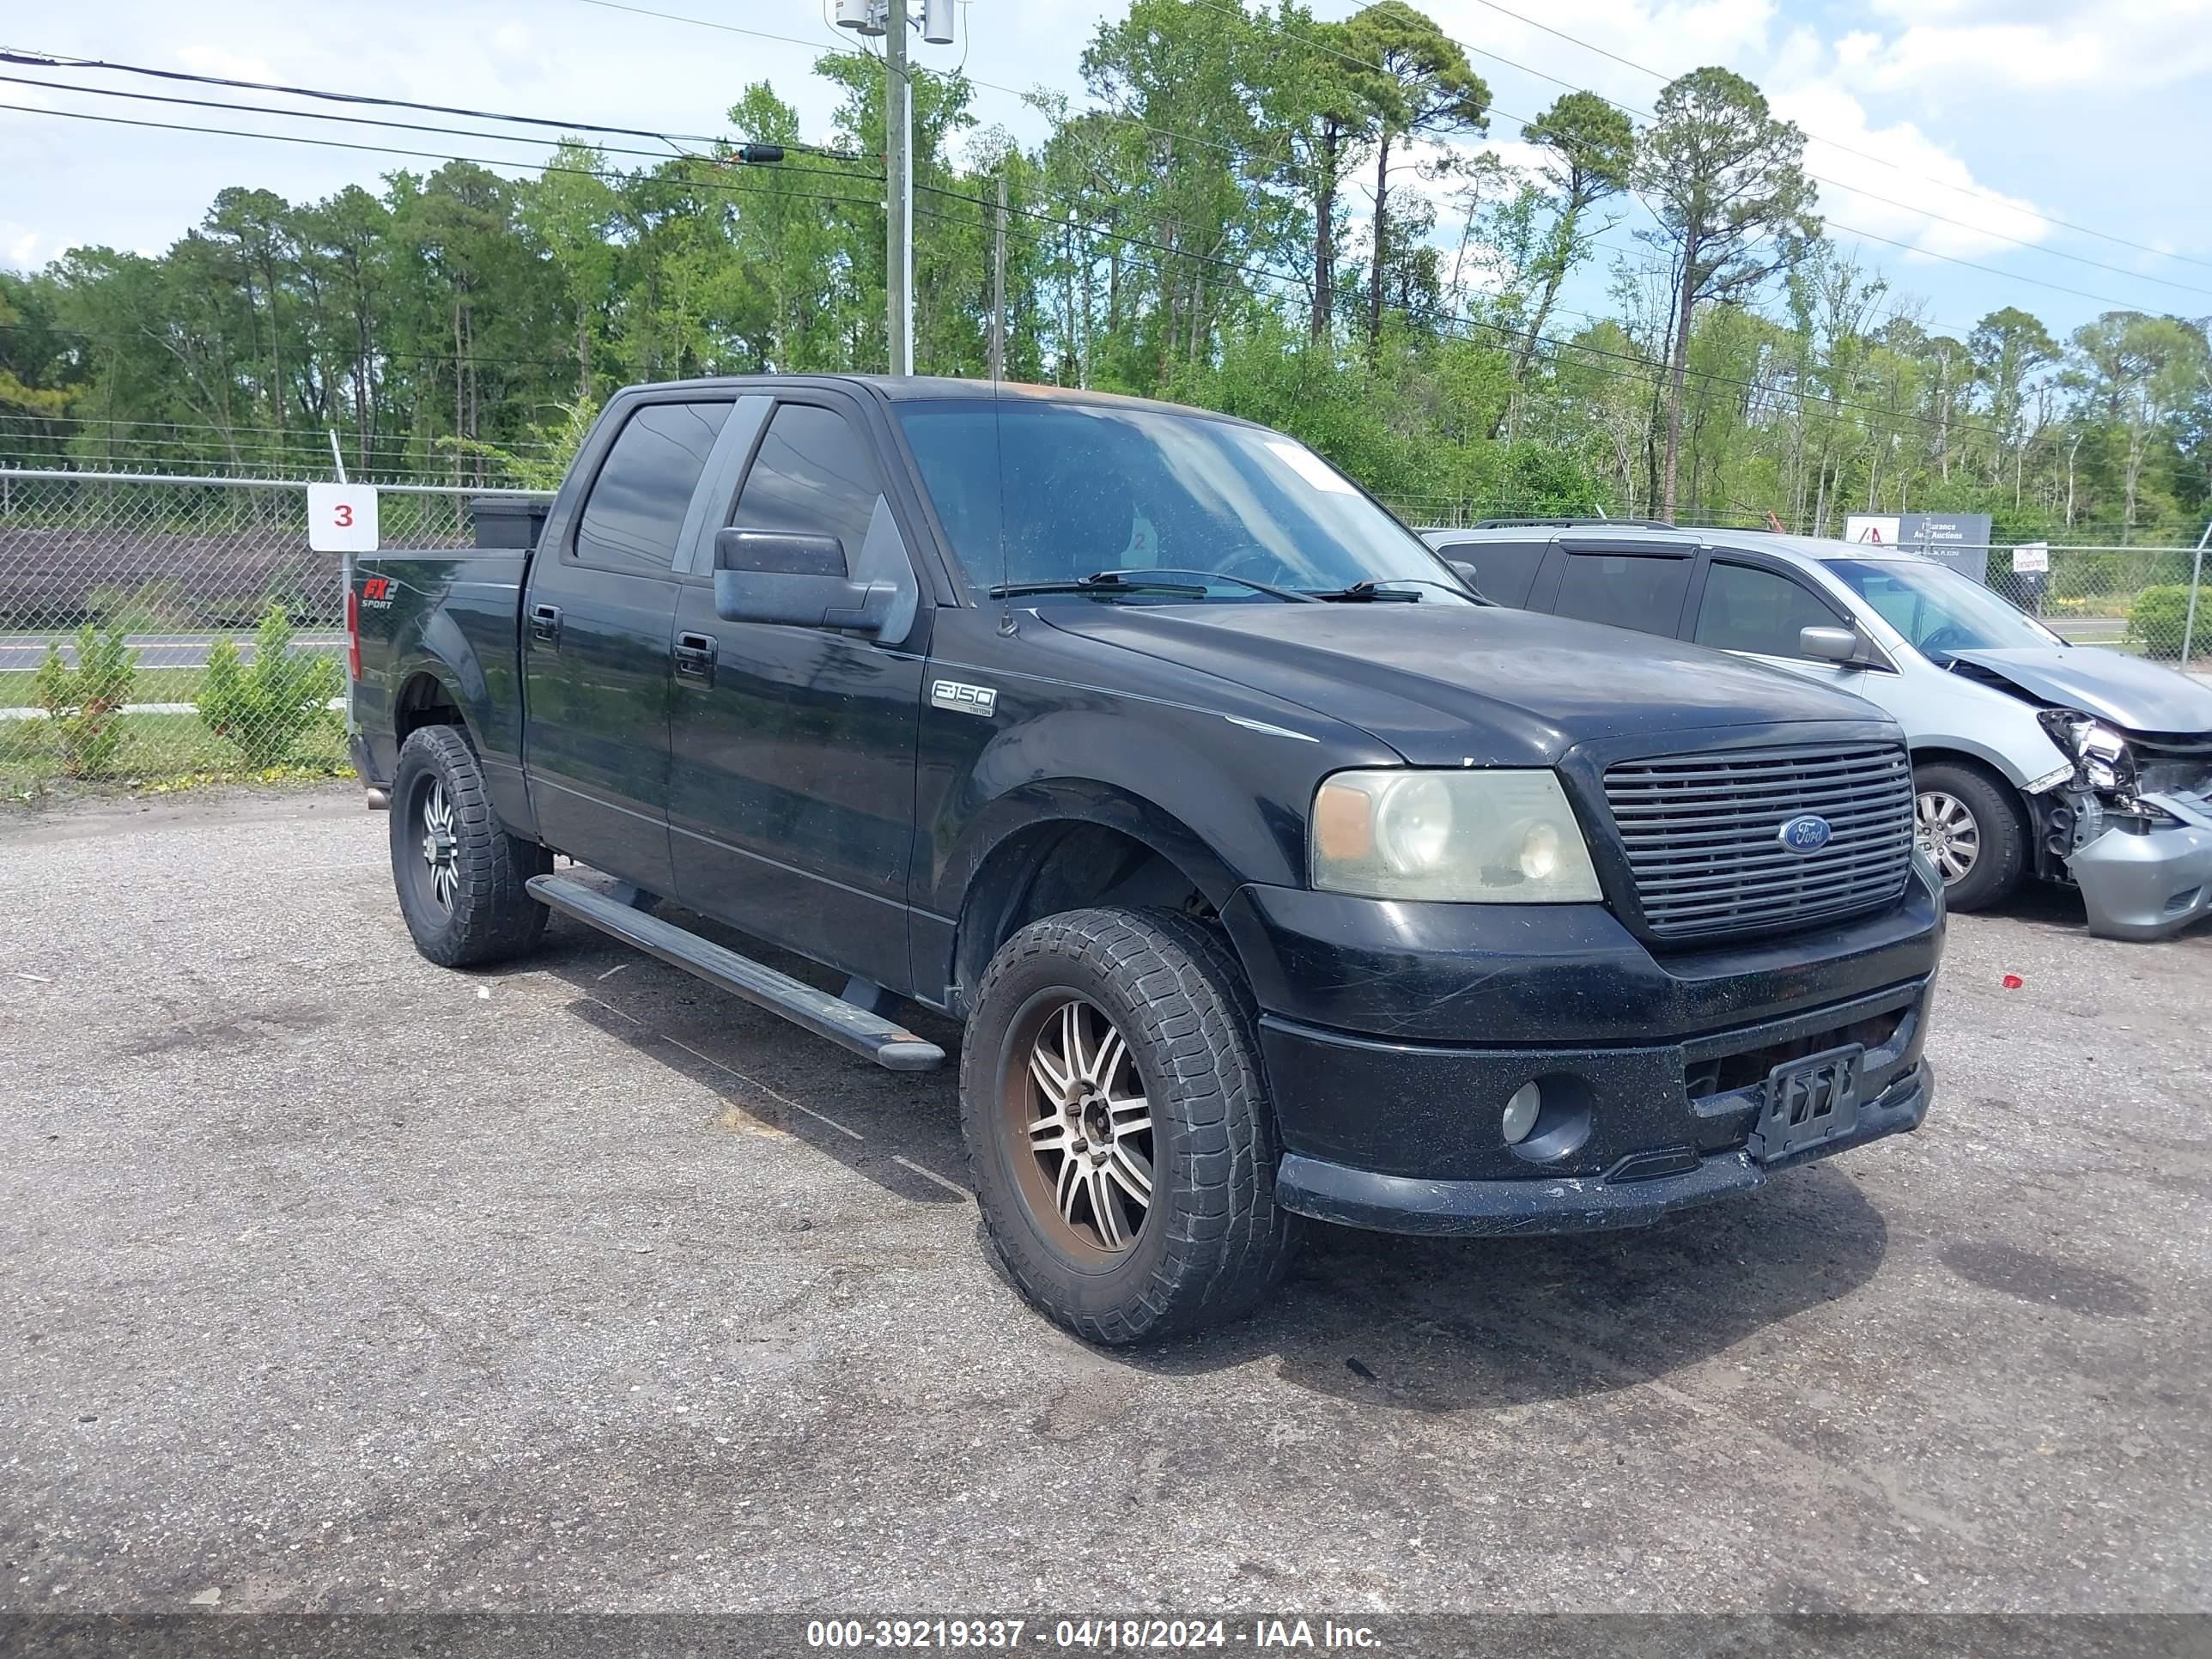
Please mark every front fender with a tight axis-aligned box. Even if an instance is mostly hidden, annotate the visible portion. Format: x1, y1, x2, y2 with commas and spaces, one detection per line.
921, 702, 1335, 920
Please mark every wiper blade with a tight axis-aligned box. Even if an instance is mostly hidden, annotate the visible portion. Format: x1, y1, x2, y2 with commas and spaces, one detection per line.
1301, 580, 1422, 603
988, 572, 1209, 599
1119, 566, 1320, 602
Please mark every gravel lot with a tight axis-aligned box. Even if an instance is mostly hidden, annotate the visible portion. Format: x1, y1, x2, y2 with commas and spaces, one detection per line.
3, 787, 2208, 1620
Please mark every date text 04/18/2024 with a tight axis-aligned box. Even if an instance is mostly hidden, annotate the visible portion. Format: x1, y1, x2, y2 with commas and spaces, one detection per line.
804, 1620, 1382, 1650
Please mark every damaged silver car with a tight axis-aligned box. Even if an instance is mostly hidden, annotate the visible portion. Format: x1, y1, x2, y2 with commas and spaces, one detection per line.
1420, 522, 2212, 939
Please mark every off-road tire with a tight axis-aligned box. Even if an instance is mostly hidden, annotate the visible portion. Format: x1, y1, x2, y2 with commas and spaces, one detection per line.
390, 723, 552, 968
960, 905, 1303, 1344
1914, 758, 2026, 913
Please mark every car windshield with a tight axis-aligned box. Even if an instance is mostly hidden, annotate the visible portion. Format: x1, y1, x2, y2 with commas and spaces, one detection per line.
895, 399, 1469, 603
1826, 557, 2063, 659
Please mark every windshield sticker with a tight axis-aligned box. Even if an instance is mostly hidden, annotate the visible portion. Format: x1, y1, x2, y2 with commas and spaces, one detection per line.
1264, 441, 1355, 494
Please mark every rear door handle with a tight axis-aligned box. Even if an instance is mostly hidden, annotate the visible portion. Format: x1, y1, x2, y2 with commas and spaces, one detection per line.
675, 630, 718, 686
530, 602, 562, 647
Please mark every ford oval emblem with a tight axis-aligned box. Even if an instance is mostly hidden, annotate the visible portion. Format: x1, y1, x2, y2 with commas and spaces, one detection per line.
1778, 814, 1832, 854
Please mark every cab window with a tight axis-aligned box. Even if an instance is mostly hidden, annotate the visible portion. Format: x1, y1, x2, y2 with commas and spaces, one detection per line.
1693, 561, 1842, 657
730, 403, 882, 574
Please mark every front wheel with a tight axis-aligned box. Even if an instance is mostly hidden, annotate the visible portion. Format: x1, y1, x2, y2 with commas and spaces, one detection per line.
959, 907, 1303, 1345
1913, 760, 2025, 913
390, 724, 552, 967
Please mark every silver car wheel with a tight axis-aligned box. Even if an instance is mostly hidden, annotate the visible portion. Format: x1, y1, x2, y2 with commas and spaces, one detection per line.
1916, 789, 1980, 884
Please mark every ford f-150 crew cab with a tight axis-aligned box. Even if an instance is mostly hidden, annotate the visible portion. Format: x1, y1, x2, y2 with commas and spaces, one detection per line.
349, 376, 1945, 1343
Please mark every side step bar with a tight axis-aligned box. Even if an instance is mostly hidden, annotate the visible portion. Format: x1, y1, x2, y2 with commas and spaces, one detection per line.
526, 874, 945, 1073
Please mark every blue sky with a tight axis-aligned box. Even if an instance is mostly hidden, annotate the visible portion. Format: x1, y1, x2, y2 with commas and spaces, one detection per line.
3, 0, 2208, 344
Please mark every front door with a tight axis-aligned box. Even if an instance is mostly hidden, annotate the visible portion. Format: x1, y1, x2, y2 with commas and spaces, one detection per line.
521, 397, 735, 896
1689, 556, 1866, 696
667, 394, 927, 988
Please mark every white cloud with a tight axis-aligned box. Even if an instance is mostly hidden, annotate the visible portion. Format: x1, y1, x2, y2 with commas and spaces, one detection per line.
1770, 81, 2052, 262
1833, 0, 2212, 94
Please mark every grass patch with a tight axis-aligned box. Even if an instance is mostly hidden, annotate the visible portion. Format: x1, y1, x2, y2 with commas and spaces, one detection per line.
0, 708, 349, 798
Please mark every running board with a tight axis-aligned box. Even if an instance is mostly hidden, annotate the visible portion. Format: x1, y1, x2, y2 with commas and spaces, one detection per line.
526, 875, 945, 1073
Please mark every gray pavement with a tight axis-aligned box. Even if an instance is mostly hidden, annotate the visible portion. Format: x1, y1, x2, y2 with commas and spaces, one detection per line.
2, 788, 2208, 1616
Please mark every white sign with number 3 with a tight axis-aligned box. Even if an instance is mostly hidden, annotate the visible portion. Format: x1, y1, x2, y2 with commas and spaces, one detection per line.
308, 483, 380, 552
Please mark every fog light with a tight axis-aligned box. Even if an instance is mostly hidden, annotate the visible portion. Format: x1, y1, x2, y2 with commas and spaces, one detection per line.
1502, 1081, 1541, 1144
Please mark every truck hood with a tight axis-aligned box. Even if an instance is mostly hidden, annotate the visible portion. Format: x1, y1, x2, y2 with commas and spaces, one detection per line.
1944, 647, 2212, 736
1042, 602, 1892, 766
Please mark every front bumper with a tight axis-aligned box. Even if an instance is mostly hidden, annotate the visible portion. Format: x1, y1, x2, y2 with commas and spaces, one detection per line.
1223, 875, 1943, 1238
2069, 792, 2212, 941
1278, 1057, 1931, 1236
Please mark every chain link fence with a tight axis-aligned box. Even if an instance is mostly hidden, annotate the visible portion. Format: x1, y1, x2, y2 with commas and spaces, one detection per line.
0, 469, 549, 793
4, 468, 2204, 794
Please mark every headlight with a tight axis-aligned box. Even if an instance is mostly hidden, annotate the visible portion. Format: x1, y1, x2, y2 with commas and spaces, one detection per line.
2037, 708, 2133, 793
1311, 769, 1603, 902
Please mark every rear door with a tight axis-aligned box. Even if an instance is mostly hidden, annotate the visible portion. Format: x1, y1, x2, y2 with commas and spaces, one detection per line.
1535, 540, 1698, 637
1428, 538, 1549, 607
666, 390, 930, 988
521, 395, 734, 896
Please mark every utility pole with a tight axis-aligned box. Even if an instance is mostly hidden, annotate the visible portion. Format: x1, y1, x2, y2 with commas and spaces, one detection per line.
839, 0, 949, 375
990, 173, 1007, 381
884, 0, 913, 377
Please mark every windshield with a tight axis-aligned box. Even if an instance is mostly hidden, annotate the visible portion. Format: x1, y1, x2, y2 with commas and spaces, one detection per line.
1826, 557, 2063, 659
896, 400, 1469, 603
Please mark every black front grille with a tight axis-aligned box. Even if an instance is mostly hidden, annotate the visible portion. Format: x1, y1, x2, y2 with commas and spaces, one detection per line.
1603, 743, 1915, 941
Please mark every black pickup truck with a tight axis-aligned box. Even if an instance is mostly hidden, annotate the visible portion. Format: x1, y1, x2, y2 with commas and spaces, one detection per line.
349, 375, 1943, 1343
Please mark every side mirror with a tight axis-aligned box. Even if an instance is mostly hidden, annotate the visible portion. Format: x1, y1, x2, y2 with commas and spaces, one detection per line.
1445, 558, 1483, 592
1799, 624, 1861, 664
713, 526, 892, 635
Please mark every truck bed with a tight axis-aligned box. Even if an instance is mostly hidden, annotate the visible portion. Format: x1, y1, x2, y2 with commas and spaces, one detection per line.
349, 547, 532, 794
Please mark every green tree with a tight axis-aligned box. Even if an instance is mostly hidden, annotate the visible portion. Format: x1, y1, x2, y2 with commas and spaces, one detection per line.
1635, 66, 1819, 521
1491, 90, 1634, 434
1340, 2, 1489, 356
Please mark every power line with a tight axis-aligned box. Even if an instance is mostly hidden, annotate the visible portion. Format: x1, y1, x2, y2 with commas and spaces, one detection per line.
0, 45, 864, 161
0, 74, 881, 180
9, 47, 2199, 492
0, 102, 890, 216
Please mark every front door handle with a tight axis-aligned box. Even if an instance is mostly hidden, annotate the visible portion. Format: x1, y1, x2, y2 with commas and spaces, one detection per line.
530, 602, 562, 647
675, 630, 718, 686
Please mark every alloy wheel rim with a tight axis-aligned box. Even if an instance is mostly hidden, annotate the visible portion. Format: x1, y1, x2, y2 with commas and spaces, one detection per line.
418, 780, 460, 910
1915, 790, 1980, 884
1012, 997, 1154, 1255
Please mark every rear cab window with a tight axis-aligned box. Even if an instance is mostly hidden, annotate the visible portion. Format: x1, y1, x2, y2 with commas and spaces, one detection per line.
574, 401, 733, 572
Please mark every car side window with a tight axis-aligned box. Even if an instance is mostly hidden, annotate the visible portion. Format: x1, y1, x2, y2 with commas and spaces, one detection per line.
1693, 561, 1843, 658
574, 401, 732, 573
1551, 551, 1692, 635
730, 403, 881, 574
1434, 539, 1546, 607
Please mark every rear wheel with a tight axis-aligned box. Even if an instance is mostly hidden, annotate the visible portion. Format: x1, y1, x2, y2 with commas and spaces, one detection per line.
960, 906, 1302, 1345
390, 724, 551, 967
1913, 759, 2025, 912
